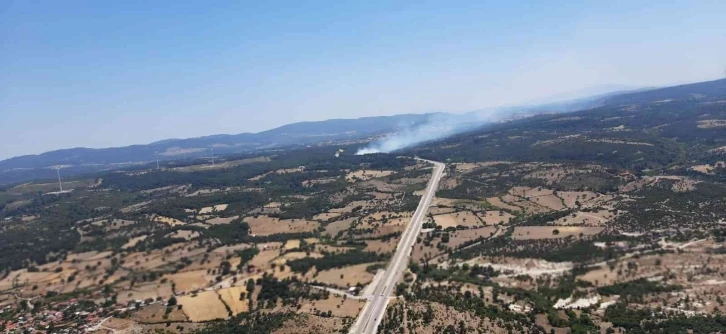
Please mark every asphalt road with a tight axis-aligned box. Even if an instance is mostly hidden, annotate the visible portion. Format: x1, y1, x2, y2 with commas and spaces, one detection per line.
349, 159, 445, 334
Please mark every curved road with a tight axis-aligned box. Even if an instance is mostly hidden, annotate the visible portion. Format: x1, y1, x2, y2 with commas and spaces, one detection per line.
349, 158, 445, 334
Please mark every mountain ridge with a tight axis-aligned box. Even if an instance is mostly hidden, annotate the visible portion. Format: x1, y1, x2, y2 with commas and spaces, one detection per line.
3, 79, 724, 185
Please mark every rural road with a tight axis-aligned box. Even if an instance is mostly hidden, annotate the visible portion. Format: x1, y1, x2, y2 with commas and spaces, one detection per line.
349, 158, 445, 334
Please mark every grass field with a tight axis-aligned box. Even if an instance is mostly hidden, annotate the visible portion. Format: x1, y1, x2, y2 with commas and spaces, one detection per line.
244, 216, 320, 236
309, 263, 377, 288
432, 211, 482, 228
512, 226, 604, 240
179, 290, 229, 322
345, 170, 394, 182
166, 270, 211, 293
217, 285, 249, 315
154, 215, 185, 226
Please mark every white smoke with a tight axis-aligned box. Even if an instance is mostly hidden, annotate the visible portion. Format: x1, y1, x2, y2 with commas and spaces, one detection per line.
355, 111, 495, 155
354, 89, 613, 155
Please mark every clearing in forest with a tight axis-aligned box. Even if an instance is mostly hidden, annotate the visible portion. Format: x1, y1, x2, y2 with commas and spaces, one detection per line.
153, 215, 185, 226
432, 211, 482, 228
308, 263, 378, 288
345, 170, 394, 182
512, 226, 604, 240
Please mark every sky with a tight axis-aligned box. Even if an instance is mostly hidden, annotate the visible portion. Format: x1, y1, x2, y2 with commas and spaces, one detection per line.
1, 0, 725, 160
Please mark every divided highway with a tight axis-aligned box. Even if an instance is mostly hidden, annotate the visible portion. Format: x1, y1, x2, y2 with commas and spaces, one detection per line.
349, 159, 445, 334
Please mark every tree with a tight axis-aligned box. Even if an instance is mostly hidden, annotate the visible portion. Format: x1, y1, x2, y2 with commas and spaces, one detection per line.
167, 296, 177, 306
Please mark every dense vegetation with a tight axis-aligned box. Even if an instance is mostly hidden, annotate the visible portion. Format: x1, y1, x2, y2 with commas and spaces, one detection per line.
287, 250, 387, 274
191, 312, 293, 334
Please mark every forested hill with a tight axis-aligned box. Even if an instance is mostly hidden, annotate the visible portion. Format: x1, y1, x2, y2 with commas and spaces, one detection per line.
412, 78, 726, 171
0, 113, 444, 185
2, 78, 724, 185
601, 78, 726, 105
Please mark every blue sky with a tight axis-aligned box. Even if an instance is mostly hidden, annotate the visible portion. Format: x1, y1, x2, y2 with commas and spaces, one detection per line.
1, 0, 724, 159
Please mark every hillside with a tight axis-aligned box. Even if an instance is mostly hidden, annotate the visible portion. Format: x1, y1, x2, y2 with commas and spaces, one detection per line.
0, 78, 724, 334
413, 78, 726, 169
0, 113, 443, 185
0, 84, 647, 186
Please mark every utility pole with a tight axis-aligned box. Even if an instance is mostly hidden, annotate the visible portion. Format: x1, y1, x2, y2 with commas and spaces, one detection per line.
155, 151, 160, 170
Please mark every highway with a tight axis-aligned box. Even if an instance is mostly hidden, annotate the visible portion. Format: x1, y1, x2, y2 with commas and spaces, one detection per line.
349, 158, 445, 334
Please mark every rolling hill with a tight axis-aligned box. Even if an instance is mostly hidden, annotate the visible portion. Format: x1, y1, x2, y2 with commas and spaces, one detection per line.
3, 79, 723, 185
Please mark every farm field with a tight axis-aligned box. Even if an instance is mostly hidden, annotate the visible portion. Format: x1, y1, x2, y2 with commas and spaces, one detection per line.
309, 263, 378, 288
244, 216, 320, 236
178, 290, 229, 322
512, 226, 605, 240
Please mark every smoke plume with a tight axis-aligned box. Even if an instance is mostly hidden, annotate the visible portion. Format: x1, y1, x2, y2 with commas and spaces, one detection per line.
355, 91, 611, 155
355, 112, 493, 155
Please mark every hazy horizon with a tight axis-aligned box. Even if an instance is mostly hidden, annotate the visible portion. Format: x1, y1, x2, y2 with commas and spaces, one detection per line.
2, 1, 725, 159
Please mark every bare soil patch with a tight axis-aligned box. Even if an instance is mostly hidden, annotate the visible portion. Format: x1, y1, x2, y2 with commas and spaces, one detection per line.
448, 227, 497, 248
309, 263, 377, 288
273, 252, 324, 265
531, 194, 566, 210
298, 294, 365, 318
179, 290, 229, 322
465, 257, 573, 278
153, 215, 185, 226
284, 240, 301, 250
117, 282, 174, 304
697, 119, 726, 128
121, 235, 148, 249
133, 303, 188, 323
432, 211, 483, 228
324, 218, 356, 237
165, 230, 201, 240
244, 215, 320, 236
247, 249, 281, 272
556, 191, 598, 208
364, 239, 397, 254
166, 270, 211, 293
477, 210, 514, 225
313, 212, 342, 221
217, 285, 249, 315
690, 162, 726, 174
501, 194, 550, 214
486, 197, 523, 212
427, 206, 457, 215
199, 204, 228, 214
303, 177, 338, 187
205, 215, 239, 225
709, 146, 726, 154
345, 170, 394, 182
551, 210, 615, 226
101, 318, 136, 331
